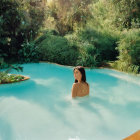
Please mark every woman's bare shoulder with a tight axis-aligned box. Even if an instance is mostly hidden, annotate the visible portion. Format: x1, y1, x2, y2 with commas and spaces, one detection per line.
83, 82, 89, 87
73, 83, 82, 90
72, 83, 79, 87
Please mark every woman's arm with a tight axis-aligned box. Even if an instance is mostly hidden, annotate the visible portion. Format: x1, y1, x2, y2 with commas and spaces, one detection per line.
71, 83, 77, 98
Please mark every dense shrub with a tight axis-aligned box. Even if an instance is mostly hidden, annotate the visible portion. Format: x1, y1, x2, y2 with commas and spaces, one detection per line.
0, 65, 24, 84
18, 41, 39, 63
1, 0, 139, 75
0, 0, 22, 62
76, 43, 99, 67
79, 28, 118, 61
112, 29, 140, 73
64, 27, 119, 67
36, 32, 79, 66
65, 33, 98, 67
66, 27, 119, 67
0, 0, 46, 63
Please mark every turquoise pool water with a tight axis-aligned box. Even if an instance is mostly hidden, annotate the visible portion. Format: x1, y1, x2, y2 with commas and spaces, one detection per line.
0, 63, 140, 140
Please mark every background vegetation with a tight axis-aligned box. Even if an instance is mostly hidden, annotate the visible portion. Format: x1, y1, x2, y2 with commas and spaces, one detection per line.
0, 0, 140, 73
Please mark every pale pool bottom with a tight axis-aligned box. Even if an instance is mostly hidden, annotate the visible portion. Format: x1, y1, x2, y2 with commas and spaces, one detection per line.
0, 63, 140, 140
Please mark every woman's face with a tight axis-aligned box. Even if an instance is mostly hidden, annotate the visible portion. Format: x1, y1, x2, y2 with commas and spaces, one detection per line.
74, 69, 82, 82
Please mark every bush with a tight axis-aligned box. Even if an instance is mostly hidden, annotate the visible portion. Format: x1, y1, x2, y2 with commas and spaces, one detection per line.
0, 65, 24, 84
112, 29, 140, 73
0, 73, 24, 84
68, 27, 119, 67
76, 43, 99, 67
79, 28, 118, 60
36, 31, 79, 66
18, 41, 39, 63
65, 33, 98, 67
0, 0, 46, 63
0, 0, 22, 62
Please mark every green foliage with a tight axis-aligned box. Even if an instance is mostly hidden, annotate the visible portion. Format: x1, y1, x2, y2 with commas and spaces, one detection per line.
77, 43, 98, 67
90, 0, 140, 30
0, 64, 24, 84
18, 41, 39, 63
46, 0, 92, 35
0, 0, 22, 61
0, 73, 24, 84
111, 0, 140, 29
78, 27, 118, 61
65, 33, 98, 67
5, 65, 23, 73
89, 0, 117, 30
36, 31, 79, 65
65, 27, 118, 67
0, 0, 139, 74
0, 50, 8, 69
0, 0, 46, 63
0, 58, 9, 69
112, 29, 140, 73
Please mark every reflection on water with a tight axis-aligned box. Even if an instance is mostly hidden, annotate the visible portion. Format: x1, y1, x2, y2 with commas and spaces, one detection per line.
0, 63, 140, 140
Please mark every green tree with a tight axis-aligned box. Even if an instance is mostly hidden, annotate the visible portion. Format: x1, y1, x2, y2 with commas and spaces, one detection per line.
111, 0, 140, 29
0, 0, 46, 63
47, 0, 92, 35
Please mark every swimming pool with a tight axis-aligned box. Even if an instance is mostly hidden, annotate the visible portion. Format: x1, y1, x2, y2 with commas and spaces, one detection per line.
0, 63, 140, 140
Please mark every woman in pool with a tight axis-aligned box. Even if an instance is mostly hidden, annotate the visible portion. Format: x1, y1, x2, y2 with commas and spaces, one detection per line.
71, 66, 89, 98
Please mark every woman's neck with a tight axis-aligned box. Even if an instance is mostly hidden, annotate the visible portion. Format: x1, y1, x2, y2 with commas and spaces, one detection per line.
78, 80, 83, 83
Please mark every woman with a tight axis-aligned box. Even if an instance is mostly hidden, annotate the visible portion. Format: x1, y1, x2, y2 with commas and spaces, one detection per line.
71, 66, 89, 98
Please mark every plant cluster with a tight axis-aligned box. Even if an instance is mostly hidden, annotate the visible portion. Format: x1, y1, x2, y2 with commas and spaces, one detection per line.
112, 29, 140, 73
36, 31, 79, 66
0, 64, 24, 84
1, 0, 140, 74
0, 73, 24, 84
0, 0, 46, 63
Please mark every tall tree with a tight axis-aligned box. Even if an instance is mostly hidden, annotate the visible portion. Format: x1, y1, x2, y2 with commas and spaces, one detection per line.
47, 0, 92, 35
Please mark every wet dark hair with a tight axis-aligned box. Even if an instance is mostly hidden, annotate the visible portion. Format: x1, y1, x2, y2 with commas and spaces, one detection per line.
73, 66, 87, 84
